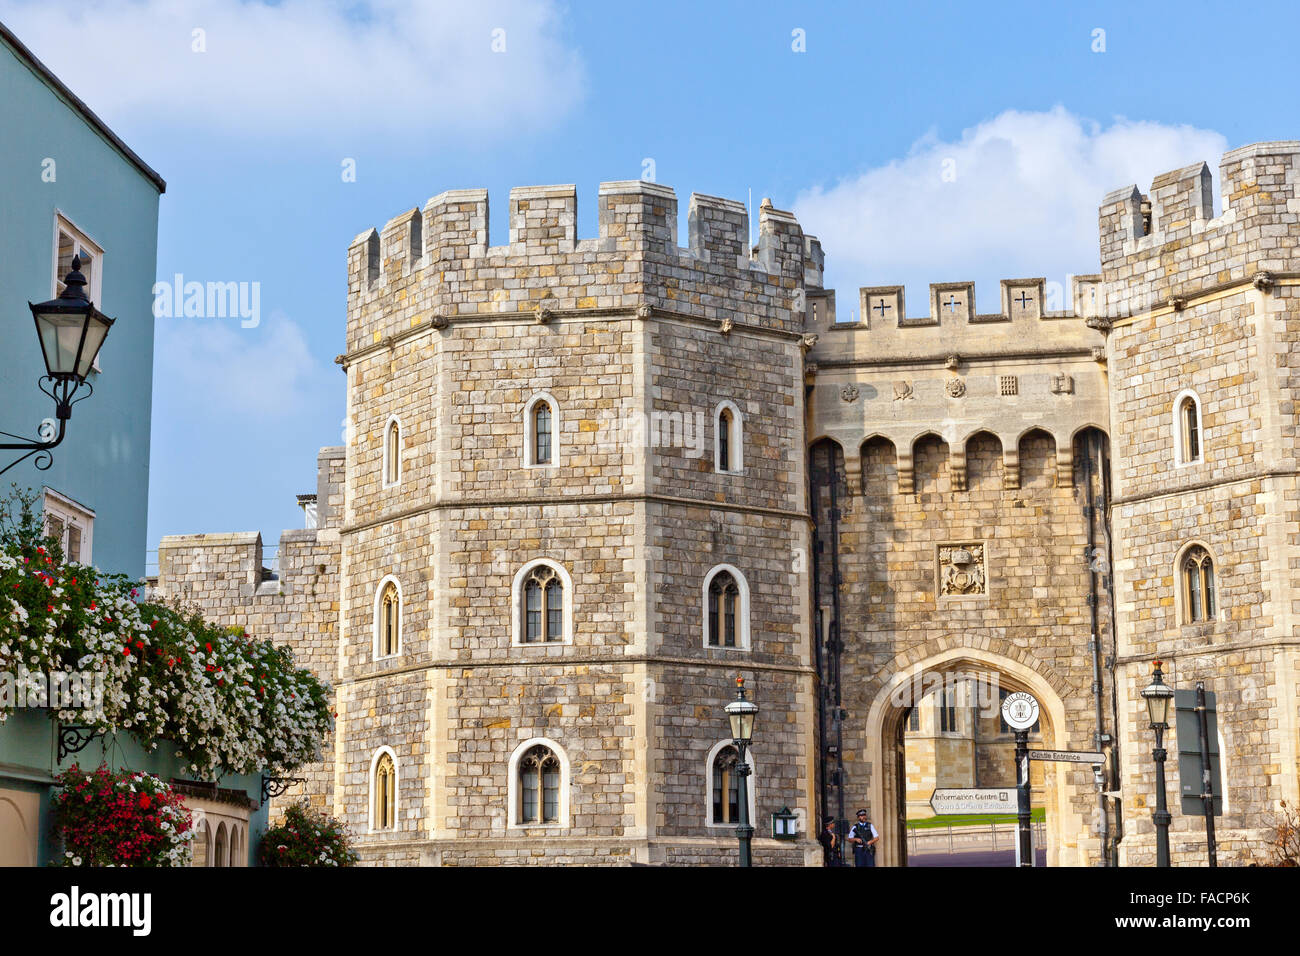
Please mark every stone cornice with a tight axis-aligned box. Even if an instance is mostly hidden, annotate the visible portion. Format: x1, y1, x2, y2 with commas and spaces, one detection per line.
1104, 271, 1300, 330
335, 305, 804, 369
1112, 469, 1300, 508
340, 654, 816, 687
341, 492, 812, 536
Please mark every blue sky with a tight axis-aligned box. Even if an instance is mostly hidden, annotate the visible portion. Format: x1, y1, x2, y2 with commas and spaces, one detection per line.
3, 0, 1296, 558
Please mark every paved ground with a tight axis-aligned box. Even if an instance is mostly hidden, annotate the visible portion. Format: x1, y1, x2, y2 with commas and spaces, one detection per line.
909, 847, 1048, 867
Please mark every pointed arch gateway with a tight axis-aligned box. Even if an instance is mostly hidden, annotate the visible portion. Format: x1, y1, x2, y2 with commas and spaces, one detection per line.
861, 647, 1089, 868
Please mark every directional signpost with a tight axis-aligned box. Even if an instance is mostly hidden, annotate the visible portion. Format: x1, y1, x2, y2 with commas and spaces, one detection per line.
1001, 691, 1040, 868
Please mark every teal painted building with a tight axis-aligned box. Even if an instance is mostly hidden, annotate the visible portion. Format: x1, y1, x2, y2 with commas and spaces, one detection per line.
0, 21, 162, 579
0, 23, 266, 867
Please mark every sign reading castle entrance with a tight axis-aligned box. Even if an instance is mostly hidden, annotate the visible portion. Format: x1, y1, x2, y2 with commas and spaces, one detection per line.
1001, 691, 1040, 730
930, 788, 1017, 814
1028, 749, 1105, 765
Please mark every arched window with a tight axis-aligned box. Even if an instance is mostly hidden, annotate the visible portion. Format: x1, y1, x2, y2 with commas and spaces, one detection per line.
714, 401, 743, 473
711, 745, 741, 824
383, 416, 402, 486
506, 739, 569, 827
1181, 546, 1216, 623
524, 393, 560, 468
706, 740, 756, 828
372, 751, 396, 830
707, 571, 739, 647
375, 578, 401, 658
702, 564, 750, 649
213, 823, 227, 868
1174, 391, 1203, 466
512, 560, 572, 645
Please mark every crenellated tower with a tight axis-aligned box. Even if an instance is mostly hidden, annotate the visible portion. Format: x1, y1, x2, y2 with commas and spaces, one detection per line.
332, 182, 819, 865
1096, 141, 1300, 866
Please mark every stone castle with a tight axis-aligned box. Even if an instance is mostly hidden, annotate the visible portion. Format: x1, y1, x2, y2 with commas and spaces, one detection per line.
155, 140, 1300, 866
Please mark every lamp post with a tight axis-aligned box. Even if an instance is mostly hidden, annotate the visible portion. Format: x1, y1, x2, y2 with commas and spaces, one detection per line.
1139, 659, 1175, 867
1, 256, 113, 476
723, 676, 758, 867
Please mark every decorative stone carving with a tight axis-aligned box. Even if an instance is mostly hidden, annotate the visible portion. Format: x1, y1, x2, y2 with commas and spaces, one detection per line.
939, 543, 986, 596
892, 381, 914, 401
1168, 296, 1187, 312
840, 383, 860, 403
945, 378, 966, 398
999, 375, 1018, 396
945, 354, 960, 370
800, 333, 819, 352
1051, 373, 1074, 395
430, 309, 450, 330
535, 306, 555, 324
635, 303, 653, 319
1091, 346, 1107, 363
719, 316, 734, 335
1253, 271, 1275, 292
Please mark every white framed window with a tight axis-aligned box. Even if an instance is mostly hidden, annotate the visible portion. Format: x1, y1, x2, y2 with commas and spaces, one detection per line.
42, 488, 93, 565
511, 559, 573, 645
53, 213, 105, 372
714, 401, 744, 473
702, 563, 750, 650
369, 747, 398, 832
373, 575, 403, 659
523, 392, 560, 468
507, 737, 569, 828
705, 739, 756, 828
382, 415, 402, 487
1173, 389, 1203, 467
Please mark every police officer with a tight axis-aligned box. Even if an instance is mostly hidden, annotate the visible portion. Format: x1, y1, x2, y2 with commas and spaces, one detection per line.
847, 808, 879, 867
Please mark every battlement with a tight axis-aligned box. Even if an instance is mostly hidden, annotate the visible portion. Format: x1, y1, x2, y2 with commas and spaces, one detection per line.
1099, 140, 1300, 300
347, 181, 818, 292
804, 276, 1104, 365
344, 182, 820, 353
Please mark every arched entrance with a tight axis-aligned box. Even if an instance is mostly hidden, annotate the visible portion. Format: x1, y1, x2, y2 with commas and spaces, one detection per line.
863, 648, 1087, 867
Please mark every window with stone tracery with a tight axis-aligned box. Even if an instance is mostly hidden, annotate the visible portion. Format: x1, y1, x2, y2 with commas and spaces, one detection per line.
373, 752, 396, 830
518, 745, 561, 825
522, 564, 564, 643
711, 745, 741, 824
1181, 546, 1216, 623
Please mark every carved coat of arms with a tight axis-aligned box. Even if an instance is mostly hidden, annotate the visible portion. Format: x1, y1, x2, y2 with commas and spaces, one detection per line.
939, 543, 986, 596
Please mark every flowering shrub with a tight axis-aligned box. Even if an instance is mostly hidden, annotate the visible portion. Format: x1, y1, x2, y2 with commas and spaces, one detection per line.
259, 802, 358, 867
50, 765, 193, 867
0, 489, 333, 777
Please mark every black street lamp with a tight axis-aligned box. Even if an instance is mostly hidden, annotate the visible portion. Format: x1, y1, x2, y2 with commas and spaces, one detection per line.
1, 256, 113, 476
1139, 659, 1175, 867
723, 676, 758, 867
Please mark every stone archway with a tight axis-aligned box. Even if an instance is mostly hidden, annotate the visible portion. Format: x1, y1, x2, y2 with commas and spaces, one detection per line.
863, 647, 1090, 867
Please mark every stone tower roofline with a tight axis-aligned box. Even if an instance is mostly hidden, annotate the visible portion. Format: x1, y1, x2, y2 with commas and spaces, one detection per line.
345, 181, 824, 302
803, 275, 1105, 366
1098, 140, 1300, 315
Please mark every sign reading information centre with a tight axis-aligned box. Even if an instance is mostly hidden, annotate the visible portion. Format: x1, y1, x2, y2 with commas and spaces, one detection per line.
929, 788, 1018, 814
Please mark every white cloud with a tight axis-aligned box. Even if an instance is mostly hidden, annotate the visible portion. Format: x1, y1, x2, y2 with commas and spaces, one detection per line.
154, 311, 336, 421
1, 0, 584, 141
793, 107, 1228, 313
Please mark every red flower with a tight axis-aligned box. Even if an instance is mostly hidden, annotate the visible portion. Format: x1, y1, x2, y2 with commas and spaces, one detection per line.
122, 647, 131, 656
89, 601, 96, 611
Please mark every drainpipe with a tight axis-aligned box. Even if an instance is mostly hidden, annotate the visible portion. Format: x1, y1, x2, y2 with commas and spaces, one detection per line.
1083, 435, 1111, 865
825, 451, 846, 854
1095, 431, 1123, 865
